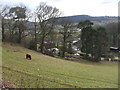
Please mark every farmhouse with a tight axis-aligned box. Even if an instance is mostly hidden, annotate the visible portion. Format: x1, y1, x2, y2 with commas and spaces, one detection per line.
38, 43, 59, 56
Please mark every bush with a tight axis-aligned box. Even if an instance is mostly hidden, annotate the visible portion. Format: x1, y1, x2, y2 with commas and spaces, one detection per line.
29, 39, 36, 50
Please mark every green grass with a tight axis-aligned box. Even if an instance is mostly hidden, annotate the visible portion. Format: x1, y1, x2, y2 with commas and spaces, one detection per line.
2, 43, 118, 88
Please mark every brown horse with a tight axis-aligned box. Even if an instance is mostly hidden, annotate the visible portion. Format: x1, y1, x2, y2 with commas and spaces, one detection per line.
26, 54, 32, 60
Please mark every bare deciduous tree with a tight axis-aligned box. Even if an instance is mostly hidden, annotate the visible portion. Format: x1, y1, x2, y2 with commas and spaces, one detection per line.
8, 4, 31, 43
0, 5, 10, 41
59, 18, 74, 57
36, 2, 62, 53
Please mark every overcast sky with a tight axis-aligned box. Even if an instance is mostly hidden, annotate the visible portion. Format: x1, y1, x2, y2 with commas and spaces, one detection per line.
0, 0, 119, 16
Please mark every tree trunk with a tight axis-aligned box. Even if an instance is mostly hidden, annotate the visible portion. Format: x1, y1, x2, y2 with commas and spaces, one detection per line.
18, 28, 22, 43
34, 21, 37, 51
2, 18, 5, 42
40, 35, 45, 53
62, 35, 66, 57
8, 21, 14, 43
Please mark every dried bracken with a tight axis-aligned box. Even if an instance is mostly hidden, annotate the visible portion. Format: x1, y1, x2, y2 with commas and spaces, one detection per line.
1, 80, 16, 88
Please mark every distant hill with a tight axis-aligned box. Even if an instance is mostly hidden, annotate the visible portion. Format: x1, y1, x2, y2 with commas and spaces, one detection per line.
25, 15, 118, 31
3, 15, 117, 31
58, 15, 118, 23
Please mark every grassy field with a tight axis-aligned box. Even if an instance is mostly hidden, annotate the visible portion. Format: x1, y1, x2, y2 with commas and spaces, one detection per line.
2, 43, 118, 88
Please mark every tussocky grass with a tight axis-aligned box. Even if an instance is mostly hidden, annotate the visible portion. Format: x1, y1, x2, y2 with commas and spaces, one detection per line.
2, 43, 118, 88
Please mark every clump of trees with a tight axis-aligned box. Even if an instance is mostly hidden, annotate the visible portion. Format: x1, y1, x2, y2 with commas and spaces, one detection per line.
78, 20, 108, 61
0, 3, 62, 51
0, 4, 30, 43
104, 22, 118, 47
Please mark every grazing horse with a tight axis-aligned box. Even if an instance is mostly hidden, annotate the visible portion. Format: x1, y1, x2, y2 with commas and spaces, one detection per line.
26, 54, 32, 60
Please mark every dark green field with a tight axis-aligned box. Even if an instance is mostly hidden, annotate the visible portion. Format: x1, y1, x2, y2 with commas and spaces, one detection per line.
2, 43, 118, 88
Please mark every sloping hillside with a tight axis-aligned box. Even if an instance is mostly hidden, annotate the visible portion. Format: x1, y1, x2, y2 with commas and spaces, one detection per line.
2, 43, 118, 88
59, 15, 117, 23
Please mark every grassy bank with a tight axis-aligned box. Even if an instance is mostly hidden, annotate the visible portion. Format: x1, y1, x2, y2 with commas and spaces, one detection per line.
2, 43, 118, 88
